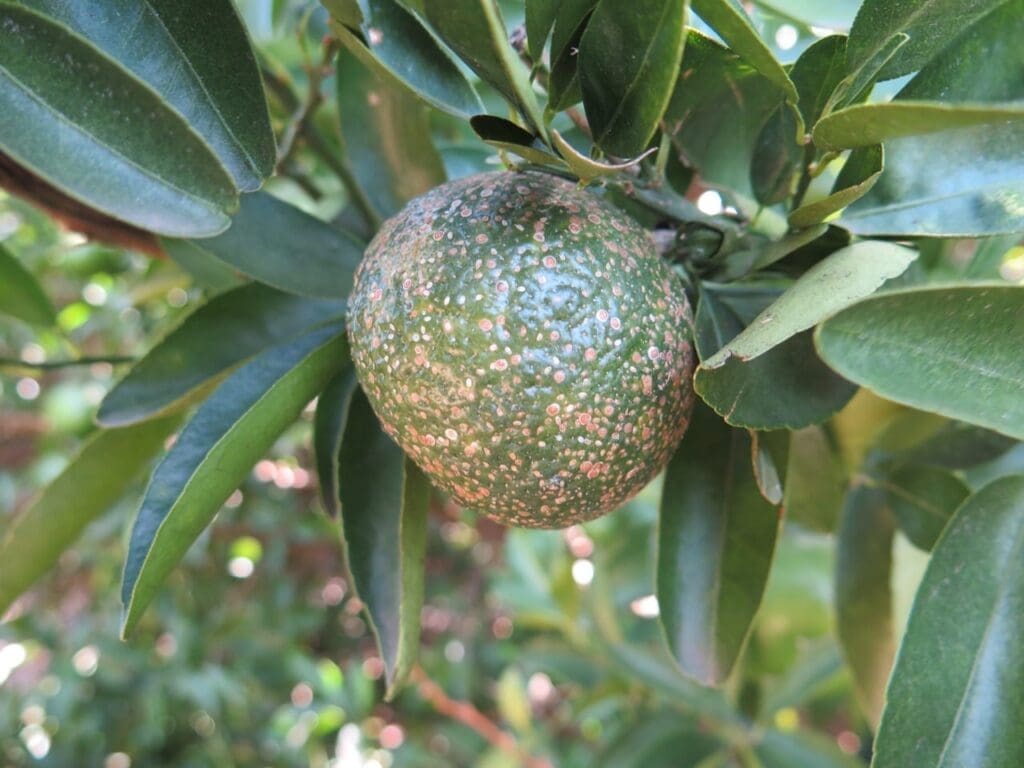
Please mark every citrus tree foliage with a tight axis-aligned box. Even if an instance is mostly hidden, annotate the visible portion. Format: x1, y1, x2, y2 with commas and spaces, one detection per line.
2, 0, 1024, 765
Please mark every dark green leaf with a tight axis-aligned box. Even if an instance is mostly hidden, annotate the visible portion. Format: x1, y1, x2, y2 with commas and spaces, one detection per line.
704, 241, 915, 368
0, 3, 237, 236
755, 728, 864, 768
162, 238, 245, 293
696, 330, 857, 430
20, 0, 275, 191
815, 286, 1024, 441
761, 642, 845, 715
339, 387, 429, 697
313, 367, 358, 518
752, 429, 789, 505
881, 464, 970, 550
0, 416, 180, 615
337, 44, 446, 220
0, 242, 54, 326
525, 0, 558, 61
788, 144, 882, 229
873, 475, 1024, 768
835, 32, 908, 110
906, 422, 1019, 469
664, 32, 787, 196
784, 426, 846, 532
835, 485, 896, 729
121, 324, 348, 636
331, 0, 484, 119
846, 0, 1011, 82
471, 115, 565, 166
657, 404, 780, 685
712, 225, 828, 282
691, 0, 797, 103
694, 285, 744, 361
424, 0, 546, 133
175, 192, 365, 300
578, 0, 687, 157
546, 1, 593, 112
751, 104, 802, 205
789, 35, 848, 128
99, 283, 345, 426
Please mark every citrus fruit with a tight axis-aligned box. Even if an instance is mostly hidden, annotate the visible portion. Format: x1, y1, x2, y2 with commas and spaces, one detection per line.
347, 171, 695, 528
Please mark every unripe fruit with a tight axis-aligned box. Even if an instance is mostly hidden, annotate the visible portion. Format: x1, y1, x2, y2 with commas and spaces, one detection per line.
347, 171, 695, 528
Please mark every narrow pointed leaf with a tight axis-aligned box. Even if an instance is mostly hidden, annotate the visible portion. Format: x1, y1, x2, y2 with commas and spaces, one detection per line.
18, 0, 275, 190
337, 45, 446, 220
789, 35, 848, 129
0, 3, 237, 236
313, 366, 359, 518
756, 728, 865, 768
339, 388, 429, 697
473, 116, 566, 167
657, 404, 780, 685
789, 145, 883, 229
873, 475, 1024, 768
546, 0, 596, 111
579, 0, 687, 157
525, 0, 558, 61
905, 422, 1019, 470
99, 283, 345, 426
0, 243, 54, 326
815, 286, 1024, 441
162, 238, 245, 293
784, 426, 846, 532
881, 464, 970, 551
835, 486, 896, 729
120, 324, 349, 636
0, 416, 180, 615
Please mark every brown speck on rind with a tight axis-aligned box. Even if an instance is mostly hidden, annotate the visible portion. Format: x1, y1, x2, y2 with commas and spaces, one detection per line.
347, 170, 696, 529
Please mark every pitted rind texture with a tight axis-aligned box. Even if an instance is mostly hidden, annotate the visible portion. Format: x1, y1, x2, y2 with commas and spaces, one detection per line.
347, 171, 695, 528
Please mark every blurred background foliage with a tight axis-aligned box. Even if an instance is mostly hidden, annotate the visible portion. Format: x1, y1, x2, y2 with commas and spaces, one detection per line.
2, 1, 1024, 767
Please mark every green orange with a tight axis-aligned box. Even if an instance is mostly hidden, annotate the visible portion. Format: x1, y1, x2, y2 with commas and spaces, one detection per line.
347, 171, 695, 528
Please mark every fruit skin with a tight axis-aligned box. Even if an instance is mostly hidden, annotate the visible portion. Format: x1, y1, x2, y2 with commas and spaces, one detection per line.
347, 170, 695, 528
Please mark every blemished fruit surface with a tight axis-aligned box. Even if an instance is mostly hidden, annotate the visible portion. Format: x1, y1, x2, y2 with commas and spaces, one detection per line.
347, 171, 696, 528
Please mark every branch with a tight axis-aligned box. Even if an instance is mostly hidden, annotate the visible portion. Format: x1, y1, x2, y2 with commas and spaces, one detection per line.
411, 666, 553, 768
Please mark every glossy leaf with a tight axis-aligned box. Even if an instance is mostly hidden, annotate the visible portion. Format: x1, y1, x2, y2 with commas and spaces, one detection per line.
313, 367, 358, 518
696, 330, 857, 430
0, 3, 237, 236
789, 35, 848, 129
784, 425, 846, 532
0, 242, 54, 326
881, 464, 970, 551
339, 387, 429, 697
546, 0, 594, 112
19, 0, 275, 191
121, 324, 349, 636
691, 0, 797, 103
663, 32, 786, 196
873, 475, 1024, 768
423, 0, 546, 133
578, 0, 687, 157
330, 0, 483, 119
525, 0, 558, 61
99, 283, 345, 426
657, 404, 780, 685
846, 0, 1011, 82
173, 192, 365, 299
789, 144, 883, 229
0, 416, 180, 615
835, 485, 896, 729
337, 45, 446, 220
815, 286, 1024, 441
835, 32, 908, 111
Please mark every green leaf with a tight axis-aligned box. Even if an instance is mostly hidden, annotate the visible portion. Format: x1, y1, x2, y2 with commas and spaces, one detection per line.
0, 243, 54, 326
313, 367, 359, 518
704, 242, 915, 368
789, 35, 849, 129
788, 144, 883, 228
663, 32, 787, 196
550, 129, 651, 180
905, 421, 1019, 470
873, 475, 1024, 768
755, 728, 864, 768
525, 0, 558, 61
696, 330, 857, 430
578, 0, 687, 157
337, 44, 446, 220
330, 0, 483, 119
784, 425, 846, 532
0, 416, 180, 615
657, 404, 780, 685
423, 0, 546, 134
880, 464, 970, 551
751, 429, 789, 505
18, 0, 275, 191
162, 238, 245, 293
751, 104, 802, 206
814, 102, 1024, 151
834, 32, 908, 111
691, 0, 798, 104
846, 0, 1012, 82
835, 485, 896, 729
0, 2, 236, 237
694, 285, 745, 361
173, 192, 365, 299
815, 286, 1024, 441
339, 387, 429, 698
121, 324, 348, 636
472, 115, 566, 166
99, 283, 345, 426
545, 0, 593, 112
965, 234, 1021, 280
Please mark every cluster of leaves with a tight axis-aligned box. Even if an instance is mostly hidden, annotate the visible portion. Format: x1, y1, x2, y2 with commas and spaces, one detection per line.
2, 0, 1024, 765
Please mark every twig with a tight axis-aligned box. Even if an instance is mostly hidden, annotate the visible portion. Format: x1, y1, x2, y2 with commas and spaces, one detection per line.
411, 666, 553, 768
0, 355, 137, 372
276, 37, 339, 169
